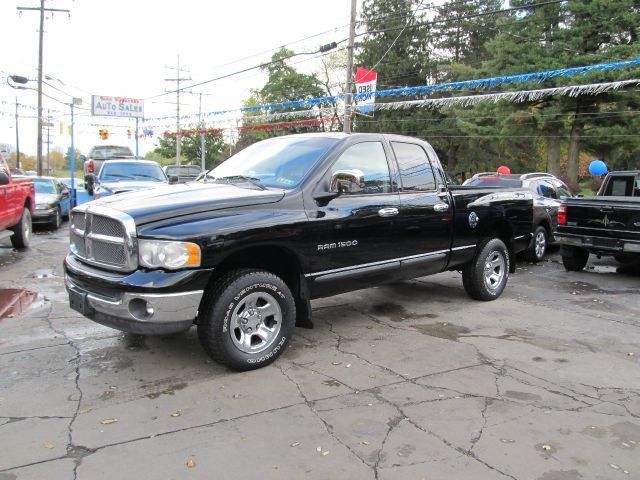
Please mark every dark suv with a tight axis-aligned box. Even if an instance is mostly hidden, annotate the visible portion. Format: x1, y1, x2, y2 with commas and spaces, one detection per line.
463, 172, 573, 261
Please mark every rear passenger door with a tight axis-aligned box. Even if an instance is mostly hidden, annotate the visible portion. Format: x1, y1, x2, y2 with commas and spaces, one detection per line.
390, 141, 453, 276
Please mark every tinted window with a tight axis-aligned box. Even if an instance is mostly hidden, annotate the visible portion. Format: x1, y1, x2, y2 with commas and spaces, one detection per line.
604, 176, 636, 196
331, 142, 391, 194
391, 142, 436, 191
464, 177, 523, 188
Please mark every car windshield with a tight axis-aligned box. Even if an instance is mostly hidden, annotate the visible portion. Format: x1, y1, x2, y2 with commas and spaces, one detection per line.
100, 163, 167, 182
33, 178, 56, 194
464, 177, 523, 188
200, 136, 338, 189
90, 146, 134, 159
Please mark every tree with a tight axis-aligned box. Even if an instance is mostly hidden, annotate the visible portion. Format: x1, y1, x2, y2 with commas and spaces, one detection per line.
152, 128, 226, 170
484, 0, 640, 184
64, 147, 83, 169
236, 48, 328, 151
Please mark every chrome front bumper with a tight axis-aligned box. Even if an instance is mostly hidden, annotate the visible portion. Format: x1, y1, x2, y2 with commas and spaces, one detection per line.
65, 275, 203, 335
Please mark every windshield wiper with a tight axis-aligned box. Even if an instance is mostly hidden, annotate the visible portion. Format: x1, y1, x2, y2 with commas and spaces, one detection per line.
105, 174, 134, 179
133, 173, 165, 181
214, 175, 266, 190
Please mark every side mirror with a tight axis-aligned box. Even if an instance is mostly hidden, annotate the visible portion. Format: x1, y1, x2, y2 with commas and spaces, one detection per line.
169, 175, 179, 184
330, 169, 365, 194
0, 171, 9, 186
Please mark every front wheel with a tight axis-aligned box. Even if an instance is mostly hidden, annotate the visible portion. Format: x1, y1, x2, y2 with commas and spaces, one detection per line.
10, 208, 32, 249
524, 226, 548, 262
197, 269, 295, 371
462, 238, 509, 301
51, 207, 62, 230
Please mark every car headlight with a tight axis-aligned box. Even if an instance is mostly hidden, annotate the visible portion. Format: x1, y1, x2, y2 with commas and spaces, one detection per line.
138, 239, 201, 269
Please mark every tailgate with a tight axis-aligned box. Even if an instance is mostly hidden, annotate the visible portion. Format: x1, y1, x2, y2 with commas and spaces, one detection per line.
563, 197, 640, 241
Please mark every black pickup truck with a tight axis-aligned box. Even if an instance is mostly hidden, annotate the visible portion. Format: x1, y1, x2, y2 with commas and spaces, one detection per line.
64, 133, 533, 370
556, 170, 640, 270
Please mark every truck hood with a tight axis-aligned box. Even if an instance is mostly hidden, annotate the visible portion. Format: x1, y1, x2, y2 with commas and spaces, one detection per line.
91, 182, 285, 224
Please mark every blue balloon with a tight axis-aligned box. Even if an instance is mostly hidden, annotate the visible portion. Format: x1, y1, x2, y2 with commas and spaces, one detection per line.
589, 160, 608, 176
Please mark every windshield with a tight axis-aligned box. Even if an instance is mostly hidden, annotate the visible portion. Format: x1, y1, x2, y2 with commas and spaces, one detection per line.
33, 178, 57, 194
90, 146, 134, 159
201, 136, 338, 189
100, 163, 167, 182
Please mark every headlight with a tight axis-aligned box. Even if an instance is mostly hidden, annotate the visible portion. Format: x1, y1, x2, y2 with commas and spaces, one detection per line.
138, 239, 201, 269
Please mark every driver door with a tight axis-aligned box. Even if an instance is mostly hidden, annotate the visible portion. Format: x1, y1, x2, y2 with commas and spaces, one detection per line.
305, 141, 401, 297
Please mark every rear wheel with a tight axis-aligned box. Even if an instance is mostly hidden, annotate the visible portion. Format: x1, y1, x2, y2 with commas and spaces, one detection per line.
462, 238, 509, 301
10, 208, 32, 249
197, 269, 295, 371
524, 226, 548, 262
561, 247, 589, 271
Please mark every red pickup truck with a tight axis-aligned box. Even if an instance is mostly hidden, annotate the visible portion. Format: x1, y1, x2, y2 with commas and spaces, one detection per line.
0, 153, 35, 248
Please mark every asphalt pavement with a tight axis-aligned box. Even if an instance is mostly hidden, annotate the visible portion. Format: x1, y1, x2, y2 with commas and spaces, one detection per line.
0, 224, 639, 480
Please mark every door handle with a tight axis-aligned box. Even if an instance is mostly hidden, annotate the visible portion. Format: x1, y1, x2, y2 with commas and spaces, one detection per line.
378, 207, 399, 217
433, 202, 449, 212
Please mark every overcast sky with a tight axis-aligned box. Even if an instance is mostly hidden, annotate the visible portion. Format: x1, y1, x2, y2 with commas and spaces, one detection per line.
0, 0, 360, 159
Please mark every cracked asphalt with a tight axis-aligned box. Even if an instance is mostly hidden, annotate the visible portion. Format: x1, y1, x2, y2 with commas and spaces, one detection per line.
1, 224, 639, 480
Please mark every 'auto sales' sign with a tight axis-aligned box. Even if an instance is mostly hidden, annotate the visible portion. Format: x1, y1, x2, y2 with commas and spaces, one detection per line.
91, 95, 144, 118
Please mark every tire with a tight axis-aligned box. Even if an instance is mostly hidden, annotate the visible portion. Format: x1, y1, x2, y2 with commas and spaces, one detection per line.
197, 269, 296, 371
561, 247, 589, 271
462, 238, 509, 301
10, 208, 32, 249
51, 207, 62, 230
524, 226, 548, 262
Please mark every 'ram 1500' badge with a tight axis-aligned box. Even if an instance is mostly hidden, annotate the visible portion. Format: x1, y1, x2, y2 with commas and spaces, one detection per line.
468, 212, 479, 229
317, 240, 358, 251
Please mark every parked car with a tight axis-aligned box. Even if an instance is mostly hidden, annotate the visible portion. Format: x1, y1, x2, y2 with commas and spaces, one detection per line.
65, 133, 534, 371
24, 170, 37, 177
463, 172, 574, 261
163, 165, 202, 183
0, 153, 34, 248
87, 160, 170, 199
31, 177, 71, 229
82, 145, 135, 194
556, 170, 640, 270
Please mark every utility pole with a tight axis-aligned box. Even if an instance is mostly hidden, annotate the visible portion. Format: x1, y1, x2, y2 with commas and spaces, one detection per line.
164, 55, 191, 166
17, 0, 70, 176
46, 108, 50, 174
343, 0, 357, 134
199, 92, 205, 171
15, 97, 21, 169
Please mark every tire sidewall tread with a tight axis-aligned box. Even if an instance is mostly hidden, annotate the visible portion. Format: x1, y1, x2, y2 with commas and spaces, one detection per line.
198, 269, 295, 371
462, 238, 509, 301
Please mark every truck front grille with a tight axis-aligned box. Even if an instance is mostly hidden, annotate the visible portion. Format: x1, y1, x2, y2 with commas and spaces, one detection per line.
70, 207, 137, 272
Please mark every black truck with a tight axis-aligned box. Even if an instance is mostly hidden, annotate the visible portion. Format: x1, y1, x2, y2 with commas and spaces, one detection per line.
64, 133, 533, 370
556, 170, 640, 270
